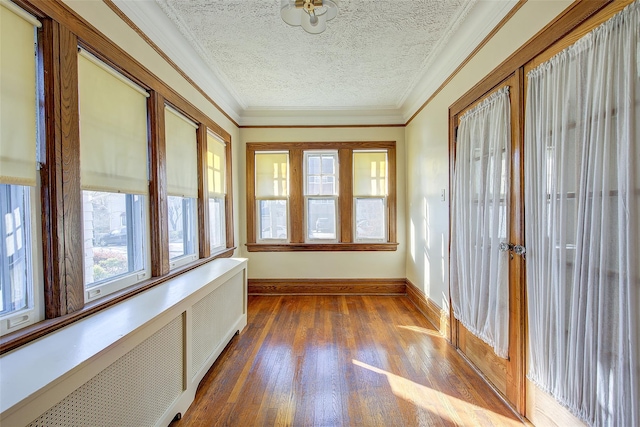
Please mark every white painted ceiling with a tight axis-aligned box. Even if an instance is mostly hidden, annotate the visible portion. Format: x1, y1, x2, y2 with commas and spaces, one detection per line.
113, 0, 519, 125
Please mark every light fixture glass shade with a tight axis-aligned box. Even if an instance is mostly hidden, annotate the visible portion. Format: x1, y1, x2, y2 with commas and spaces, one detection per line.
280, 0, 302, 26
280, 0, 338, 34
301, 12, 326, 34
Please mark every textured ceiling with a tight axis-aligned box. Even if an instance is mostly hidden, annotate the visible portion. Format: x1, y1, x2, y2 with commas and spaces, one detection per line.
154, 0, 474, 110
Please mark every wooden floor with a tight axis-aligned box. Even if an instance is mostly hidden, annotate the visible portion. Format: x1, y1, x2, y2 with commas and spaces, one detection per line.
172, 295, 524, 427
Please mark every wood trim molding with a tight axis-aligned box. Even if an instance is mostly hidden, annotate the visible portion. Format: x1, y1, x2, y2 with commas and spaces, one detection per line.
406, 0, 528, 126
338, 149, 353, 243
449, 0, 612, 116
387, 146, 397, 243
197, 125, 211, 259
289, 149, 304, 244
101, 0, 241, 128
248, 278, 406, 295
506, 68, 526, 414
247, 141, 397, 151
148, 91, 170, 277
240, 124, 406, 129
246, 243, 399, 252
245, 146, 257, 244
405, 279, 451, 341
224, 133, 235, 249
524, 0, 635, 74
40, 19, 84, 318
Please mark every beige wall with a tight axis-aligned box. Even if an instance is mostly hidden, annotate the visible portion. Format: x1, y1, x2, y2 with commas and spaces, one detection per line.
405, 0, 573, 309
63, 0, 242, 254
239, 127, 406, 279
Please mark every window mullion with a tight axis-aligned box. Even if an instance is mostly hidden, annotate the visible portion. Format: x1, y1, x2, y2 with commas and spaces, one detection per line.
339, 148, 352, 242
196, 125, 210, 258
289, 149, 304, 243
148, 91, 170, 276
387, 146, 397, 243
41, 20, 84, 317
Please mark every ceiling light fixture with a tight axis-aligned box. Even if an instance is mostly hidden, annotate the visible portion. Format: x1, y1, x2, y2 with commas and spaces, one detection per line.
280, 0, 338, 34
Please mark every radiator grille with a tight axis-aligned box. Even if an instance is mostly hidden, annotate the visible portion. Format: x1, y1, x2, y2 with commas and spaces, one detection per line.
28, 316, 184, 427
191, 273, 243, 378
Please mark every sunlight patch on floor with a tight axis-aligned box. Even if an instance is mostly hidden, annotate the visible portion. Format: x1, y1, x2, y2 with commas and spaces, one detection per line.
352, 359, 522, 426
397, 324, 442, 337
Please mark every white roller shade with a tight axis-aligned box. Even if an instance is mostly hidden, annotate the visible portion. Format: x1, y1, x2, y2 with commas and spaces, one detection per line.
255, 153, 288, 198
78, 50, 149, 194
353, 151, 387, 196
165, 106, 198, 198
0, 1, 40, 186
207, 132, 225, 197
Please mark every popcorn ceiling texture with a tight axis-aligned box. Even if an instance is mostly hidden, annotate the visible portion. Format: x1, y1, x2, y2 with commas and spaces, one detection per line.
155, 0, 473, 109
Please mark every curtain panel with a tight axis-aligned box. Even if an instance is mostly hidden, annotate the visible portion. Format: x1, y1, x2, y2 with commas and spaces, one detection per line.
451, 86, 511, 359
524, 2, 639, 425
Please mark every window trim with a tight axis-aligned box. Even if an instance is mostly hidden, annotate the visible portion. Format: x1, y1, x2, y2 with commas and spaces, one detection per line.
246, 141, 397, 252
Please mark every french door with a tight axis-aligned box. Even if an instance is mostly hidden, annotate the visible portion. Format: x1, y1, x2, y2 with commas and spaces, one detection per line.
449, 72, 526, 414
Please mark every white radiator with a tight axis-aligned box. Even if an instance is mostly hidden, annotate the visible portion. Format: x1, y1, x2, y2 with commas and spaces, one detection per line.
0, 258, 248, 427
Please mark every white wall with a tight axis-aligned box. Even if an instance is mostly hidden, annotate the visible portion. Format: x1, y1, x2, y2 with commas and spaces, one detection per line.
405, 0, 573, 310
239, 127, 406, 279
62, 0, 241, 254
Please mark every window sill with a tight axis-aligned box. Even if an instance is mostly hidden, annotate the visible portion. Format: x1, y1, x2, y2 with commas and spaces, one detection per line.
245, 242, 399, 252
0, 247, 236, 355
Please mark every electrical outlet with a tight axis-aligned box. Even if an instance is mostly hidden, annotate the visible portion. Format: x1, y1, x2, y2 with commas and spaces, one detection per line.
441, 189, 446, 201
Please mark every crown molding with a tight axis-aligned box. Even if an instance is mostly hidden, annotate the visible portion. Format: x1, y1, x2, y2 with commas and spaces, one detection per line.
238, 107, 405, 127
111, 0, 244, 124
400, 0, 520, 123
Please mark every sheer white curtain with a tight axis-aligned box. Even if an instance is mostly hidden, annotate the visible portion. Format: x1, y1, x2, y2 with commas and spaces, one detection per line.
451, 86, 511, 359
525, 2, 639, 425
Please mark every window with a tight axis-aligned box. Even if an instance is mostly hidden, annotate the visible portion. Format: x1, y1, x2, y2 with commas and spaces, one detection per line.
353, 151, 388, 242
82, 191, 146, 300
305, 151, 338, 242
78, 49, 151, 302
207, 132, 227, 253
0, 2, 42, 335
255, 152, 289, 243
246, 142, 397, 251
165, 105, 199, 268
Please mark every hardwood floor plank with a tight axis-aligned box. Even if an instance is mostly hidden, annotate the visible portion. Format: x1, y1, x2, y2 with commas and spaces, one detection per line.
173, 296, 523, 426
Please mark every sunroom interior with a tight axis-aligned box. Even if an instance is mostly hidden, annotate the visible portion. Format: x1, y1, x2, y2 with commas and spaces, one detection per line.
0, 0, 638, 426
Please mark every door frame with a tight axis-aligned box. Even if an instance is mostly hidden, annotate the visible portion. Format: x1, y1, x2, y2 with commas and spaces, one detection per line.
448, 71, 525, 413
446, 0, 622, 418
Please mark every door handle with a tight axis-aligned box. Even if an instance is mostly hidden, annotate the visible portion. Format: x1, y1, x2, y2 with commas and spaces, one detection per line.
513, 245, 526, 256
499, 242, 513, 252
498, 242, 526, 258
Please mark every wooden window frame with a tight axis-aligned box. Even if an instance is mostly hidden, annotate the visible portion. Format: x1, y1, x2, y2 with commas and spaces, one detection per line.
246, 141, 398, 252
0, 0, 235, 355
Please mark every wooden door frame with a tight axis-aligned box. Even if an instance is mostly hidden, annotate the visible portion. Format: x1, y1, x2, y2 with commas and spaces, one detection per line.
446, 0, 617, 417
448, 72, 525, 413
